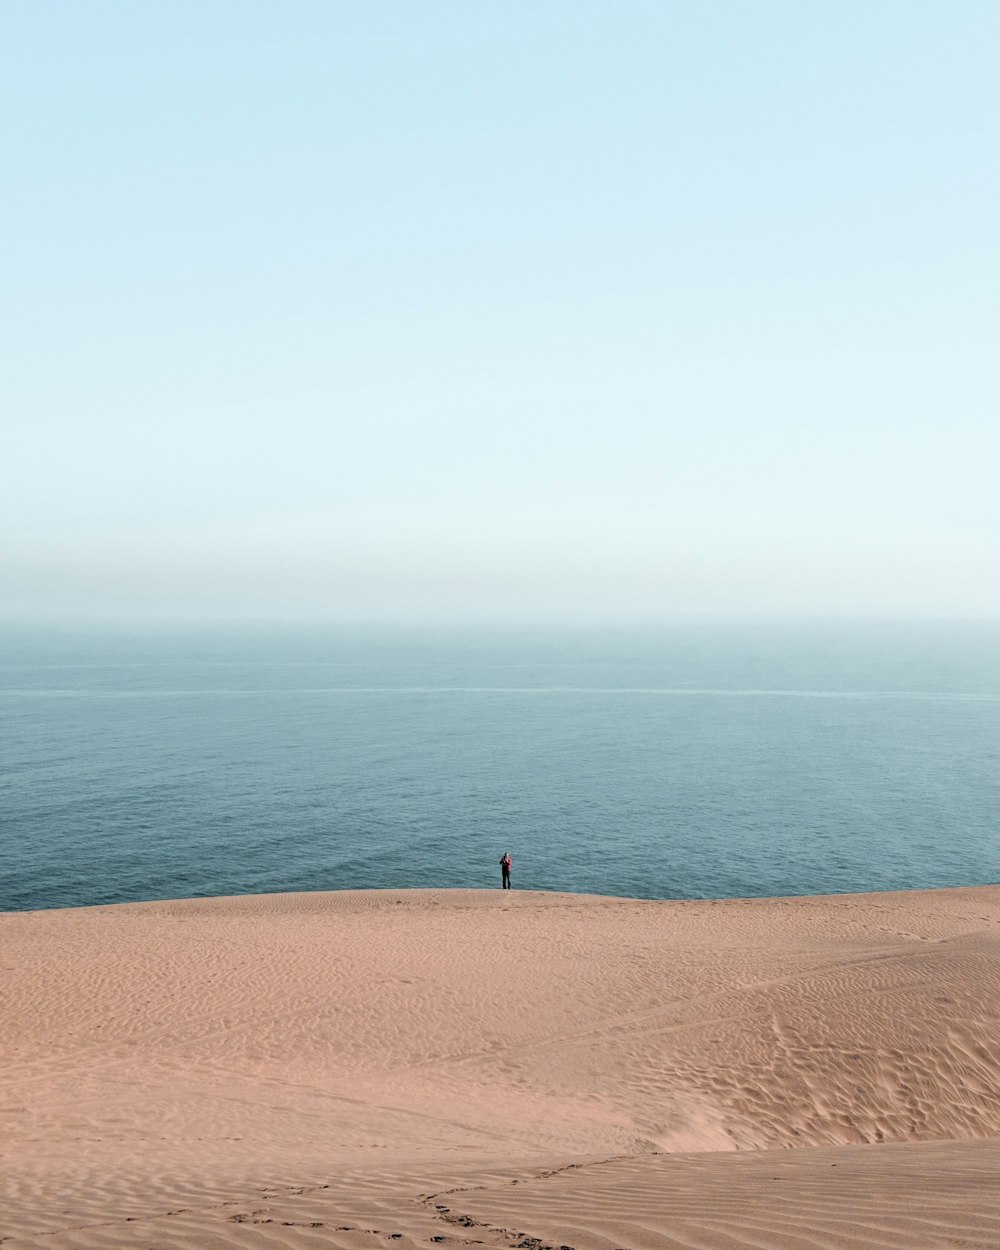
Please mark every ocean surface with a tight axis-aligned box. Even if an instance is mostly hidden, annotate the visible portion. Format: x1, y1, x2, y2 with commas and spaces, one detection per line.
2, 621, 999, 913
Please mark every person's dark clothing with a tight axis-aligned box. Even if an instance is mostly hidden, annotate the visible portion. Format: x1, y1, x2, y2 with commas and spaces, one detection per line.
500, 854, 512, 889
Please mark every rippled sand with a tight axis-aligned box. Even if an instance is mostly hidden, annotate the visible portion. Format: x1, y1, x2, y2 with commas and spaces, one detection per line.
3, 886, 1000, 1248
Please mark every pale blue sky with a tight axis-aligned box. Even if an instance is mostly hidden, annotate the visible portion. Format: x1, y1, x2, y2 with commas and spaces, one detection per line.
4, 1, 999, 621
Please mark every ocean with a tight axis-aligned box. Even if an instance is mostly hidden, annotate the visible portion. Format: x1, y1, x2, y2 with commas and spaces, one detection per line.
2, 621, 999, 912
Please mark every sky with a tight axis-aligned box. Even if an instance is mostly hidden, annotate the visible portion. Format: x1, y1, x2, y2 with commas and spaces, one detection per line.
3, 1, 999, 623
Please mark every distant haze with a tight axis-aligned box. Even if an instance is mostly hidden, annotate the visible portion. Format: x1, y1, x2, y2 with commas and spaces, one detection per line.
4, 2, 999, 622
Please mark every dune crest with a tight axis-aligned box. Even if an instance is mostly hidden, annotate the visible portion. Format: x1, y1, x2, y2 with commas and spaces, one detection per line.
3, 885, 1000, 1248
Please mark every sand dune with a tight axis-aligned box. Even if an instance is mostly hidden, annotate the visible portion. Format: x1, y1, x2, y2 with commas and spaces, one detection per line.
3, 885, 1000, 1248
450, 1138, 1000, 1250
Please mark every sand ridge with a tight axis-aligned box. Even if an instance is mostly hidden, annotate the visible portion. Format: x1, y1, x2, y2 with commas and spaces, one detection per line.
3, 885, 1000, 1248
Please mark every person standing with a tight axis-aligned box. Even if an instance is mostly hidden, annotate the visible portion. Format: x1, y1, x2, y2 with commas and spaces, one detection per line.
500, 851, 512, 890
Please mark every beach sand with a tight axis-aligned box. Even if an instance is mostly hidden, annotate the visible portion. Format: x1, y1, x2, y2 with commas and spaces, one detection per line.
3, 885, 1000, 1248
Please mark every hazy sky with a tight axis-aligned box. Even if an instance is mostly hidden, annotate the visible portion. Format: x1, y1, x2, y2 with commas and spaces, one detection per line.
4, 1, 999, 622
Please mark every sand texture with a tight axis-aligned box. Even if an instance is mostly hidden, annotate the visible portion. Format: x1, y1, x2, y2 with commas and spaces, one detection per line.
3, 885, 1000, 1248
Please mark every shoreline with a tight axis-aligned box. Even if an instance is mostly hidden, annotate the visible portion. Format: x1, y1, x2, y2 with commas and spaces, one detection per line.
7, 877, 1000, 918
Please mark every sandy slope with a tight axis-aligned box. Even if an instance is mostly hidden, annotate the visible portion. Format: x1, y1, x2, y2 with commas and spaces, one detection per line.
3, 885, 1000, 1249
